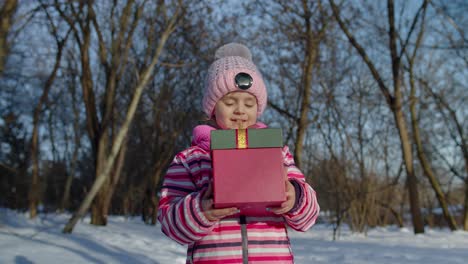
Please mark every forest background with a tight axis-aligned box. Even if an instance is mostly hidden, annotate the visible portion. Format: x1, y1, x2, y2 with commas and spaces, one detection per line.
0, 0, 466, 235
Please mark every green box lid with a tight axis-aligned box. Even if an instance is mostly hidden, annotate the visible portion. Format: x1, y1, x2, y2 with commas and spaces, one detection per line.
211, 128, 283, 150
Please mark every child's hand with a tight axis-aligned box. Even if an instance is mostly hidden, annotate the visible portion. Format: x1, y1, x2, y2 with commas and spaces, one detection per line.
268, 180, 296, 215
201, 184, 238, 222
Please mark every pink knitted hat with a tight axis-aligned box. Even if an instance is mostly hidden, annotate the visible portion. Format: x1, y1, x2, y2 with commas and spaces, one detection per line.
202, 43, 267, 118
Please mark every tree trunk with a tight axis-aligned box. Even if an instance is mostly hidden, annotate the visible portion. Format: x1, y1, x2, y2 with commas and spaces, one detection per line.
415, 73, 467, 231
101, 137, 127, 223
401, 0, 457, 231
88, 1, 146, 224
91, 184, 109, 225
388, 0, 425, 234
293, 1, 327, 169
254, 1, 327, 170
330, 0, 425, 234
91, 186, 109, 225
29, 123, 40, 218
90, 129, 127, 225
295, 36, 315, 169
60, 81, 81, 212
464, 179, 468, 230
91, 129, 110, 225
123, 191, 131, 217
60, 171, 73, 212
63, 19, 177, 233
151, 195, 159, 225
29, 27, 66, 218
393, 101, 424, 233
423, 79, 468, 231
0, 0, 17, 74
388, 205, 404, 228
408, 68, 457, 231
150, 164, 167, 225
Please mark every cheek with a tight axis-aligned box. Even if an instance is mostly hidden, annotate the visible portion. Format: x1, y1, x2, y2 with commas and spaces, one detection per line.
249, 106, 258, 118
215, 107, 229, 120
214, 108, 229, 128
248, 109, 258, 123
215, 117, 231, 129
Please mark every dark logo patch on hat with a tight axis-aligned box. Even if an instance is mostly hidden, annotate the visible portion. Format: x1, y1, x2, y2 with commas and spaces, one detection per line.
235, 72, 253, 90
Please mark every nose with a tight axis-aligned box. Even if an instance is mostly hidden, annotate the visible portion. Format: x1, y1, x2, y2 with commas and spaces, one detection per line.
234, 104, 245, 115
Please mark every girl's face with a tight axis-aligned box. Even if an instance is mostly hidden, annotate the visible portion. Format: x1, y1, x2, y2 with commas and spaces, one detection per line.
214, 92, 258, 129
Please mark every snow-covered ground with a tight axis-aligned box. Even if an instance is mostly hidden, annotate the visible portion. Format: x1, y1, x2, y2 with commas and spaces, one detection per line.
1, 208, 467, 264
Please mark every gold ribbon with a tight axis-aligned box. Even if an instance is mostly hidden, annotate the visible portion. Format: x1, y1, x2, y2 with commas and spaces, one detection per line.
237, 129, 247, 149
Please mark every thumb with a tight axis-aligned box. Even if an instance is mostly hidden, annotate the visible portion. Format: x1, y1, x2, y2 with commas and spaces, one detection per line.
203, 183, 213, 199
285, 179, 294, 192
202, 197, 214, 211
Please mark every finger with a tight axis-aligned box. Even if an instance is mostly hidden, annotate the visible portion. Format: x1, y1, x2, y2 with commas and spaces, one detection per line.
211, 207, 238, 218
203, 183, 213, 199
285, 180, 295, 199
269, 201, 293, 215
268, 207, 286, 215
285, 179, 293, 191
215, 207, 238, 217
273, 206, 291, 215
202, 198, 213, 211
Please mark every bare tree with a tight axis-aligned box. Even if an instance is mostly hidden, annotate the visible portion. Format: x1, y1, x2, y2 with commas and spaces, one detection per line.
318, 70, 403, 233
59, 53, 82, 212
330, 0, 426, 233
61, 0, 183, 233
401, 1, 458, 230
246, 0, 330, 170
419, 80, 468, 230
29, 3, 70, 218
423, 0, 468, 231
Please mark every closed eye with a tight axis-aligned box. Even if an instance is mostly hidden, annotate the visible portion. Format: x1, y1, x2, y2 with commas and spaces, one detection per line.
244, 99, 256, 108
223, 99, 235, 106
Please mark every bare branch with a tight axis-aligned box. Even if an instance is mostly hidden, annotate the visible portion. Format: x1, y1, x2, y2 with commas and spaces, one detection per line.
329, 0, 394, 106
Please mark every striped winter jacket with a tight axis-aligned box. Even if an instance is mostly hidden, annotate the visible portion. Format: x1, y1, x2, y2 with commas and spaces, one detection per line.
158, 125, 320, 264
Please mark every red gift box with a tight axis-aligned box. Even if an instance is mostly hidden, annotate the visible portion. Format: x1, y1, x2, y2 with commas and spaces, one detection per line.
211, 129, 286, 216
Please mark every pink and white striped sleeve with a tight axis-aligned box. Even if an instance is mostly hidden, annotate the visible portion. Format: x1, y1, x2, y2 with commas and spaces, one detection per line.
157, 153, 216, 245
281, 146, 320, 231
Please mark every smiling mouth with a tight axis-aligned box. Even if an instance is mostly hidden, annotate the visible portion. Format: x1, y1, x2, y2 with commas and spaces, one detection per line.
230, 119, 248, 129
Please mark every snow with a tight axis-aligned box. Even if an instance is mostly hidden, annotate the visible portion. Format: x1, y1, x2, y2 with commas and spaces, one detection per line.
1, 208, 467, 264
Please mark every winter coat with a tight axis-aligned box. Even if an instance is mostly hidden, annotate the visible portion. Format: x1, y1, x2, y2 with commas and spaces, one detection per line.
157, 124, 320, 264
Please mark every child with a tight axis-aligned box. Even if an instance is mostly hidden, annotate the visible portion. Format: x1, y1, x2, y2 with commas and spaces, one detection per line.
158, 43, 319, 264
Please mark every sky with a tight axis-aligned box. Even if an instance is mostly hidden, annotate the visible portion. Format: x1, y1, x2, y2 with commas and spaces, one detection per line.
1, 208, 468, 264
